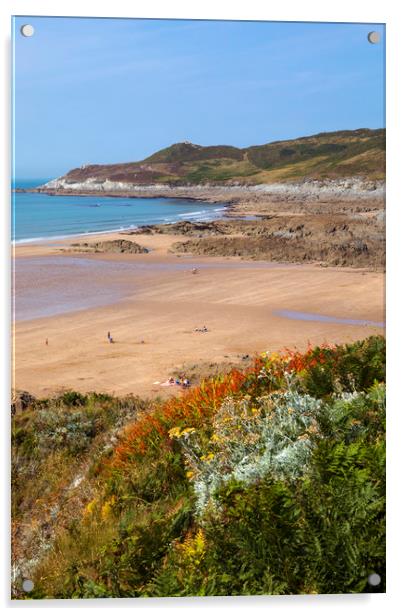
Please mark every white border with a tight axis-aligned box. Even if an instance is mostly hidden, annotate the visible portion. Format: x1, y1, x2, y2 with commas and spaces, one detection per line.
1, 1, 401, 614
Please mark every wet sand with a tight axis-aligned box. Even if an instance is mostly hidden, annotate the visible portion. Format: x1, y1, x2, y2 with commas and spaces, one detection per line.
13, 232, 385, 398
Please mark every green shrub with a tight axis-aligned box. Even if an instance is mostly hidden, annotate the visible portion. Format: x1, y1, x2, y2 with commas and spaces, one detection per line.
15, 336, 385, 598
59, 391, 88, 407
299, 336, 385, 397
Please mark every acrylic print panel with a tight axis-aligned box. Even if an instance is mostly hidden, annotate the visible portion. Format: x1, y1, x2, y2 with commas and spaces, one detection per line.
11, 16, 385, 599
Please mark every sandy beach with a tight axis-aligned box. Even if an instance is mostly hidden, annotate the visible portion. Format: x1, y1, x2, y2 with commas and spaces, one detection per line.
12, 230, 385, 399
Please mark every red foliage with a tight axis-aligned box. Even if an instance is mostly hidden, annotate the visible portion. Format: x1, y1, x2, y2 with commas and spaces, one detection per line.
104, 343, 339, 475
109, 369, 246, 470
282, 342, 337, 374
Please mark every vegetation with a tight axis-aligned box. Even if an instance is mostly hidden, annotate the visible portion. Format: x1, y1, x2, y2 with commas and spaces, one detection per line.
12, 336, 385, 598
60, 128, 385, 186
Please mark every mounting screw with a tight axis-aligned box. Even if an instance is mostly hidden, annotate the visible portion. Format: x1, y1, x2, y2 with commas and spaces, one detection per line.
20, 24, 35, 37
367, 31, 380, 44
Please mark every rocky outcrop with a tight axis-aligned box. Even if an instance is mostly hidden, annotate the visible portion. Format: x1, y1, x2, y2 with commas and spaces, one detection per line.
70, 239, 149, 254
171, 235, 384, 269
11, 390, 36, 415
36, 178, 385, 203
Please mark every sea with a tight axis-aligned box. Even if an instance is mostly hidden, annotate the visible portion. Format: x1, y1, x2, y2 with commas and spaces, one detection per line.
12, 179, 226, 244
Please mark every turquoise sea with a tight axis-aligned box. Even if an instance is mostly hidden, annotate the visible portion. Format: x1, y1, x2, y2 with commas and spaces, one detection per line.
12, 179, 226, 243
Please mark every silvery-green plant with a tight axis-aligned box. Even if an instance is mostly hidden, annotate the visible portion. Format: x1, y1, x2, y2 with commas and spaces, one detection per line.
173, 389, 323, 516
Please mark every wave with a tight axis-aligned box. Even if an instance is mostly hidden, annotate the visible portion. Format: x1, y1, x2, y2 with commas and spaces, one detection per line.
12, 225, 140, 245
12, 203, 228, 244
177, 210, 207, 218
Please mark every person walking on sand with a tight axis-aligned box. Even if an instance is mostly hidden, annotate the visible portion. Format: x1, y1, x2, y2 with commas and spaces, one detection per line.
107, 331, 111, 342
45, 338, 48, 346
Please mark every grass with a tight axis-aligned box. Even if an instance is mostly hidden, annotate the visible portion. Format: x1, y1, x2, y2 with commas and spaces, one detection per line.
63, 128, 385, 185
12, 336, 385, 598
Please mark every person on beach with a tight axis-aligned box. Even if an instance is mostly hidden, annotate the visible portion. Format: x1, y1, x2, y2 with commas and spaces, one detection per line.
107, 331, 111, 342
45, 338, 48, 346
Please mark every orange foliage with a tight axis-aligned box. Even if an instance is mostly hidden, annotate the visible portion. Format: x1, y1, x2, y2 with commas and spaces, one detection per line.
104, 344, 338, 474
110, 369, 246, 469
283, 342, 336, 374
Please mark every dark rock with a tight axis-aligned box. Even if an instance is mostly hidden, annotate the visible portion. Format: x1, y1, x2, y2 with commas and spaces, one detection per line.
72, 239, 149, 254
11, 390, 36, 415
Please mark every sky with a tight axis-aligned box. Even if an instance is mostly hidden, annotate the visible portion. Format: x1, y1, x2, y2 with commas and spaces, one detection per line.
12, 17, 385, 179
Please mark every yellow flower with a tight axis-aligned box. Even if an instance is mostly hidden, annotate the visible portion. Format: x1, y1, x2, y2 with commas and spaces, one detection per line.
194, 529, 205, 551
168, 426, 182, 439
178, 529, 206, 563
186, 470, 194, 479
181, 427, 196, 436
84, 498, 97, 517
200, 452, 215, 462
101, 495, 116, 520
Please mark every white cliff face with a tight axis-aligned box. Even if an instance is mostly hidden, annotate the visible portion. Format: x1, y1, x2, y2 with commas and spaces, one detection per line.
41, 177, 171, 192
39, 176, 385, 200
251, 178, 385, 199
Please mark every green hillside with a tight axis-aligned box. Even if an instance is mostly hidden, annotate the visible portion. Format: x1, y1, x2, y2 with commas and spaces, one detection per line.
59, 128, 385, 186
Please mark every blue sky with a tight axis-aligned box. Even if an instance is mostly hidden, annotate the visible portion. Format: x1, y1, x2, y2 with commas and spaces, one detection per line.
12, 17, 385, 179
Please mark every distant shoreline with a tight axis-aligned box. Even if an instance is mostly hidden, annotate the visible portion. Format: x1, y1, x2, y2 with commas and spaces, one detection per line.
14, 179, 385, 244
13, 178, 385, 270
16, 177, 385, 205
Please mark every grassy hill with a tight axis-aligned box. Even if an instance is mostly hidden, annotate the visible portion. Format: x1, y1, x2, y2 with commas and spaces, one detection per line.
58, 128, 385, 187
12, 336, 385, 598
